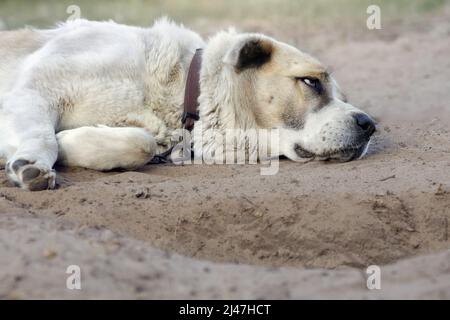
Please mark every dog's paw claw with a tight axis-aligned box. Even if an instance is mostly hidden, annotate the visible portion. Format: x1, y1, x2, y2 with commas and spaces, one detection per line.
6, 159, 56, 191
22, 166, 42, 182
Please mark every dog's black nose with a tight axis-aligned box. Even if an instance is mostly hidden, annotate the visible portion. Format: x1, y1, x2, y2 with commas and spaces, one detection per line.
354, 113, 376, 136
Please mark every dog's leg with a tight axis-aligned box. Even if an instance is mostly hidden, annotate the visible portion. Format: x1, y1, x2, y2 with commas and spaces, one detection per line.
56, 126, 157, 171
1, 89, 58, 191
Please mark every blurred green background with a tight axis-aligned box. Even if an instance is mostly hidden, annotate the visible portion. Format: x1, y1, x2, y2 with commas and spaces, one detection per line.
0, 0, 447, 31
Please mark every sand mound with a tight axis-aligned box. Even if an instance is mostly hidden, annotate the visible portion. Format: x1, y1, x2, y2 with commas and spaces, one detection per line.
1, 213, 449, 299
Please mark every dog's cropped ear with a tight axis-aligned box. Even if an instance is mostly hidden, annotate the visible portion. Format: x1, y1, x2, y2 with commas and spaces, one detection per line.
224, 36, 273, 72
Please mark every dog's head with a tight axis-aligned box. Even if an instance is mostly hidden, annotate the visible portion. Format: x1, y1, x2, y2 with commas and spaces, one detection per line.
223, 33, 376, 162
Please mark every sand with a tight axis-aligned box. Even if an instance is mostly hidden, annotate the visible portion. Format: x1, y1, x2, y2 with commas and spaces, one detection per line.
0, 9, 449, 299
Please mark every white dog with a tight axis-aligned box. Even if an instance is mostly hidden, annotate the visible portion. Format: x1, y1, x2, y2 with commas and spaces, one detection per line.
0, 18, 375, 191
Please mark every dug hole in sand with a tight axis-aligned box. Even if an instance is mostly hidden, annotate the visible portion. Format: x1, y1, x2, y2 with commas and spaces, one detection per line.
1, 8, 450, 299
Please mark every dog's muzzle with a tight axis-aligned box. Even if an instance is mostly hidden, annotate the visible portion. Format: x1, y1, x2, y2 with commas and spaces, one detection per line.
294, 112, 376, 162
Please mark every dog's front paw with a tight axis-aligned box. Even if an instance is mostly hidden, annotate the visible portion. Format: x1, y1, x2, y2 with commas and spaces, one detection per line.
6, 159, 56, 191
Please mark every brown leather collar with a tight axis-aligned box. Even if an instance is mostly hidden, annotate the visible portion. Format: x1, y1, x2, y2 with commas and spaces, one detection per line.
148, 49, 203, 164
181, 48, 203, 131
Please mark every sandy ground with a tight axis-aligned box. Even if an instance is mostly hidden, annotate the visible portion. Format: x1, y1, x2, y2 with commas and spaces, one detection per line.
0, 9, 450, 299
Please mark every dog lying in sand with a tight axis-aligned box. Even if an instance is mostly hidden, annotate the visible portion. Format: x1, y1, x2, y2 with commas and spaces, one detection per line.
0, 18, 375, 191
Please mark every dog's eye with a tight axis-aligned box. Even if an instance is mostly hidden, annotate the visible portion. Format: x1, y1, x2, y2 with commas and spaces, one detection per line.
297, 77, 322, 94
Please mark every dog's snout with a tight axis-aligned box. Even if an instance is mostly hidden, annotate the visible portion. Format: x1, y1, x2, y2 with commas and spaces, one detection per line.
353, 113, 376, 136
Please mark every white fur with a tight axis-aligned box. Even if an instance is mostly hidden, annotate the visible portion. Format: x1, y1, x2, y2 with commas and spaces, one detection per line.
0, 18, 372, 190
57, 126, 157, 171
0, 18, 204, 190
